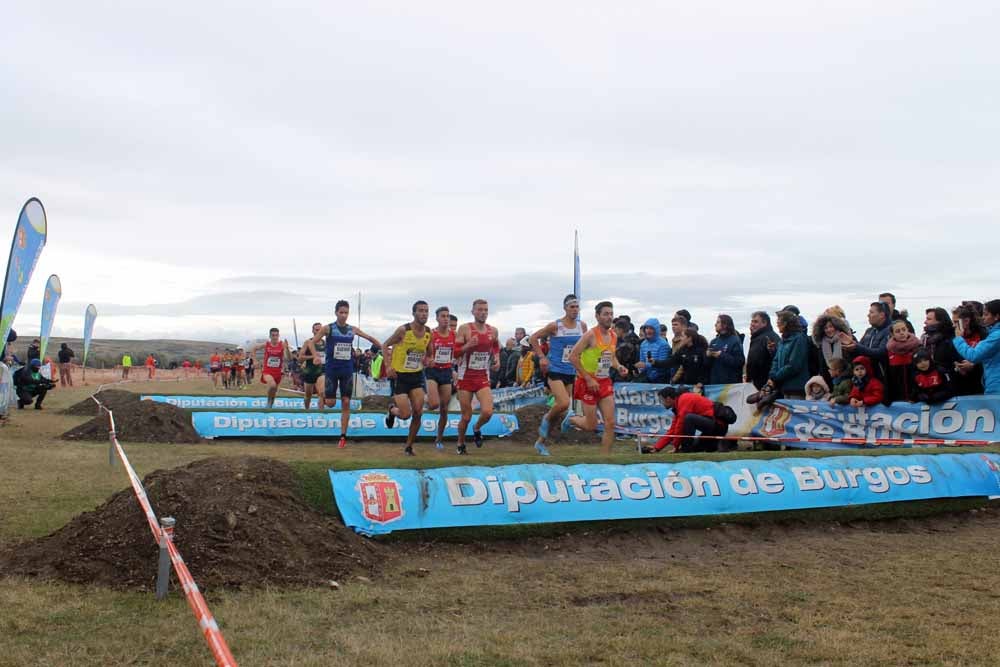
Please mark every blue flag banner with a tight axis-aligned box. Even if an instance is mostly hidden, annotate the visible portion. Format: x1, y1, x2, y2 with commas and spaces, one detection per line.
751, 397, 1000, 448
450, 383, 550, 413
330, 453, 1000, 535
192, 411, 519, 439
1, 198, 47, 349
38, 274, 61, 360
82, 304, 97, 368
141, 395, 360, 410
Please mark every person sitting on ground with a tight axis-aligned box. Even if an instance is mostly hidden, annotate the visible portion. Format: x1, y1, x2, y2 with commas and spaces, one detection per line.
14, 358, 54, 409
952, 299, 1000, 395
707, 314, 745, 385
811, 313, 854, 383
886, 319, 922, 403
849, 356, 884, 407
910, 348, 954, 404
950, 304, 986, 396
642, 386, 731, 453
667, 326, 709, 387
635, 318, 671, 383
762, 310, 810, 400
842, 302, 892, 382
921, 307, 961, 369
827, 358, 853, 405
805, 375, 831, 401
746, 311, 780, 390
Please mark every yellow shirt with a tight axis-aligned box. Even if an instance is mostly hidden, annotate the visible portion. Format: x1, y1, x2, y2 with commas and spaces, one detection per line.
390, 325, 431, 374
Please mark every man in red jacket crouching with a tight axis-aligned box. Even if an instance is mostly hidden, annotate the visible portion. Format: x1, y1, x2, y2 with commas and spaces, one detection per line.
643, 386, 730, 454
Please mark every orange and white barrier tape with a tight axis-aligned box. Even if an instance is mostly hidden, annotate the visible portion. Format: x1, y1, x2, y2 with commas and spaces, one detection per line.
91, 393, 238, 667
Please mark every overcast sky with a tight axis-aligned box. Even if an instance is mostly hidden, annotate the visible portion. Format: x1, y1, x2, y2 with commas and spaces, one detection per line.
3, 2, 998, 345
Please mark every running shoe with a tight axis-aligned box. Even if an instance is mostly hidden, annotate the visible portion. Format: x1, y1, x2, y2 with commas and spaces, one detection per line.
404, 445, 414, 456
560, 411, 575, 433
435, 440, 444, 450
338, 435, 346, 449
473, 430, 483, 448
534, 440, 551, 457
385, 409, 396, 429
457, 444, 468, 455
539, 416, 551, 439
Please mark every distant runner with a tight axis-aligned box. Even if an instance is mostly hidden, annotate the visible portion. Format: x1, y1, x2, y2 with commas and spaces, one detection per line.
454, 299, 500, 455
235, 347, 247, 387
425, 306, 456, 450
249, 328, 292, 408
563, 301, 628, 454
529, 294, 587, 456
221, 350, 233, 389
312, 300, 382, 449
298, 322, 327, 410
382, 301, 432, 456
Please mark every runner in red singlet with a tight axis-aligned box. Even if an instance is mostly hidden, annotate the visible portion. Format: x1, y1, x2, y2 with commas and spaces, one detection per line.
454, 299, 501, 454
249, 327, 292, 408
426, 305, 457, 450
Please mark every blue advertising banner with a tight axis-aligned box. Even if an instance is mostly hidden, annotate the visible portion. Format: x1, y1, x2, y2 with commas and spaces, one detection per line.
330, 453, 1000, 535
0, 198, 47, 349
751, 397, 1000, 448
38, 274, 61, 360
193, 411, 519, 439
82, 304, 97, 368
141, 394, 360, 410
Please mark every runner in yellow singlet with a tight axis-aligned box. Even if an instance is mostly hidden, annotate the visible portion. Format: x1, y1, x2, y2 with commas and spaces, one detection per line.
381, 300, 432, 456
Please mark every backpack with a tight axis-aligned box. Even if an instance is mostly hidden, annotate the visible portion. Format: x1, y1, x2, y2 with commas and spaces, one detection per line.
713, 402, 738, 425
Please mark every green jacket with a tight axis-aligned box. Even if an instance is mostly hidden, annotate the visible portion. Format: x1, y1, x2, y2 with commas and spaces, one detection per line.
830, 377, 852, 404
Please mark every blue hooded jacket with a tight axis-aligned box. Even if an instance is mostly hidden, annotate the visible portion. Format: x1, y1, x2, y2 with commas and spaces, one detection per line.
638, 318, 670, 382
953, 321, 1000, 394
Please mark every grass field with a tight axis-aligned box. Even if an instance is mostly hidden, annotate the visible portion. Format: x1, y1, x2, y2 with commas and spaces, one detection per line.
3, 378, 1000, 666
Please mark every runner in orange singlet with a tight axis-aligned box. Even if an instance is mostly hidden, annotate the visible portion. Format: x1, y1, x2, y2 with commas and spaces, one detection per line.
564, 301, 629, 453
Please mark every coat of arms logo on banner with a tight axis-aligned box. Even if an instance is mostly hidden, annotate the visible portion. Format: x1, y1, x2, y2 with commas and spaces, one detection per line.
757, 404, 793, 438
357, 472, 404, 524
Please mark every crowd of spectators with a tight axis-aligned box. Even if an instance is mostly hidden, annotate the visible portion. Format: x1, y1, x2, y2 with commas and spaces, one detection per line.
490, 293, 1000, 408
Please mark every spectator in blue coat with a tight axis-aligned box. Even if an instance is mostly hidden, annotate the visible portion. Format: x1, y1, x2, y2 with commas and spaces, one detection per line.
635, 318, 671, 383
707, 314, 745, 385
763, 310, 810, 399
953, 299, 1000, 395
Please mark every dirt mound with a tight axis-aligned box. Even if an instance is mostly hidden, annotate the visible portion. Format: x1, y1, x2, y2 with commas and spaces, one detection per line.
1, 456, 380, 590
62, 388, 141, 416
60, 399, 201, 443
510, 404, 607, 446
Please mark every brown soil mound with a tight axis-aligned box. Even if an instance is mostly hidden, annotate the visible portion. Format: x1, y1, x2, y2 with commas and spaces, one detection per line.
62, 388, 141, 416
509, 404, 608, 446
1, 456, 380, 590
60, 399, 201, 444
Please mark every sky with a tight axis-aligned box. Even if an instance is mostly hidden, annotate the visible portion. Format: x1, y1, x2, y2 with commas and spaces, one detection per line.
3, 1, 998, 346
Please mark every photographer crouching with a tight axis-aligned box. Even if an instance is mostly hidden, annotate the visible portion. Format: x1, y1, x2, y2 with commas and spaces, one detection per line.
642, 385, 737, 454
14, 358, 55, 410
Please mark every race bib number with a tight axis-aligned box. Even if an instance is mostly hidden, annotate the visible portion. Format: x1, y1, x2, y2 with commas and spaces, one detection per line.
404, 350, 423, 371
266, 357, 281, 369
334, 343, 352, 360
469, 351, 490, 370
434, 347, 453, 365
561, 347, 572, 363
314, 351, 326, 365
210, 362, 220, 369
596, 351, 613, 378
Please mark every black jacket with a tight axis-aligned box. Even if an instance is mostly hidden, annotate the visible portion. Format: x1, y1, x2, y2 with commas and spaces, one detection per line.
747, 326, 780, 389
